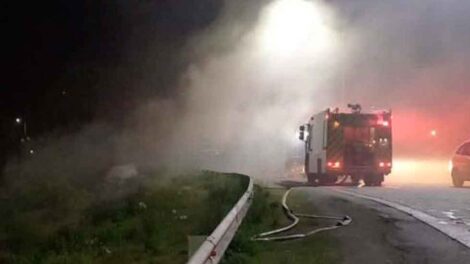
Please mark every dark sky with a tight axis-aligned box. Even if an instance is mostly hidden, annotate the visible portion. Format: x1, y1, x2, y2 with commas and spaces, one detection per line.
3, 0, 223, 131
2, 0, 226, 165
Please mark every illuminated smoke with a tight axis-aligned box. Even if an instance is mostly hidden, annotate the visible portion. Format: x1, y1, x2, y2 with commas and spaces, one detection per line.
388, 159, 451, 186
328, 0, 470, 158
136, 0, 470, 182
6, 0, 469, 186
156, 0, 343, 178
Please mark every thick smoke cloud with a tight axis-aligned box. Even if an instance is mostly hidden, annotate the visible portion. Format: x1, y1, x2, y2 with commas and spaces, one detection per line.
330, 0, 470, 156
155, 0, 470, 178
5, 0, 470, 184
92, 0, 470, 178
135, 0, 343, 179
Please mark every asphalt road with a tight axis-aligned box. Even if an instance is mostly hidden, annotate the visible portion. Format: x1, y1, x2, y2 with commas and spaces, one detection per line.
334, 184, 470, 246
288, 187, 470, 264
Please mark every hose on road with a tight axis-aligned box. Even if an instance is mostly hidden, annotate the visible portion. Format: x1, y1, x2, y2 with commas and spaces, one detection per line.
251, 188, 352, 241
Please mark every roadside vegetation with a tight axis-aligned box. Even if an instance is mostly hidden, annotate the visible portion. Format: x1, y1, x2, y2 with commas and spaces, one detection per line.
223, 187, 342, 264
0, 169, 248, 264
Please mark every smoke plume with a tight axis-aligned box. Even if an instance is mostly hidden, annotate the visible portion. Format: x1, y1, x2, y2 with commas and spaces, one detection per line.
4, 0, 470, 184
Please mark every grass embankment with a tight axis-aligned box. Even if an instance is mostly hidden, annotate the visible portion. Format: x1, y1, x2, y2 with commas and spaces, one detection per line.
223, 187, 342, 264
0, 170, 248, 264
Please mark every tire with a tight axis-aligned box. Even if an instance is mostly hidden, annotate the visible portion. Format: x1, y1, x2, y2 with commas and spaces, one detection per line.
363, 174, 374, 186
364, 174, 383, 187
351, 175, 360, 186
375, 179, 383, 187
375, 174, 384, 186
452, 169, 464, 187
307, 173, 317, 185
319, 174, 338, 186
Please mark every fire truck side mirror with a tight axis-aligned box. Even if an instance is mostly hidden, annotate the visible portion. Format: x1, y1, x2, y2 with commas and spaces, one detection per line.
299, 125, 305, 140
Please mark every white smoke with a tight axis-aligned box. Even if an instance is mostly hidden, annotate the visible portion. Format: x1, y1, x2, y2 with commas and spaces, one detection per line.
8, 0, 470, 185
157, 0, 345, 178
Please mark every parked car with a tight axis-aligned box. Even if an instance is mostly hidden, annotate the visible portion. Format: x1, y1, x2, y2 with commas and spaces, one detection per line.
450, 140, 470, 187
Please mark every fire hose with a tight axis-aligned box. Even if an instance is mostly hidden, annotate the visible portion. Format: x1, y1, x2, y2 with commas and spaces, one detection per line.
251, 188, 352, 241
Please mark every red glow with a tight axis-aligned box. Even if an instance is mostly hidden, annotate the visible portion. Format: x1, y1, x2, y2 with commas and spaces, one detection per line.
376, 118, 390, 127
328, 161, 341, 168
390, 109, 469, 158
387, 162, 392, 167
379, 162, 385, 167
389, 158, 450, 186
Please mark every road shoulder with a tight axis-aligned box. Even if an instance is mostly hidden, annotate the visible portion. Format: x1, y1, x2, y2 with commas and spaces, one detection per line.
333, 187, 470, 248
296, 187, 470, 264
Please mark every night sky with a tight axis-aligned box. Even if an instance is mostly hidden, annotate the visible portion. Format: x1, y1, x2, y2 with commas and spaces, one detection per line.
2, 0, 223, 164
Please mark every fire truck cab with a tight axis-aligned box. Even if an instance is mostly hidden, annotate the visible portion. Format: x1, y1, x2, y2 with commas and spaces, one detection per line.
299, 104, 393, 186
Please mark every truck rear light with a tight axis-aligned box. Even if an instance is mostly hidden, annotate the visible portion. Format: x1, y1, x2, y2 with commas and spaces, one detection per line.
379, 161, 392, 168
377, 118, 390, 127
328, 161, 341, 169
378, 120, 389, 127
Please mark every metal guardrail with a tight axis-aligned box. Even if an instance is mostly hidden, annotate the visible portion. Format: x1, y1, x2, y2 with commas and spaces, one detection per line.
187, 175, 254, 264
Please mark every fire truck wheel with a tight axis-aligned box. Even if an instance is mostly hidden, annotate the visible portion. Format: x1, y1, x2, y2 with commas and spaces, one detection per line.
351, 175, 360, 186
307, 173, 318, 185
363, 175, 373, 186
364, 174, 383, 187
375, 179, 383, 187
319, 174, 337, 186
375, 174, 384, 186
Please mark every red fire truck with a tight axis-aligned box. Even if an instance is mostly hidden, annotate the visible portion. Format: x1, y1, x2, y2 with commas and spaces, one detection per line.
299, 104, 393, 186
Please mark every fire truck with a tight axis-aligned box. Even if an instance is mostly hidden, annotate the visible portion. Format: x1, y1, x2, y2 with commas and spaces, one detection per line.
299, 104, 392, 186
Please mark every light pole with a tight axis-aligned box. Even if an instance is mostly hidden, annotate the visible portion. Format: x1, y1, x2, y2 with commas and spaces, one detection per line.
15, 117, 34, 156
15, 117, 28, 139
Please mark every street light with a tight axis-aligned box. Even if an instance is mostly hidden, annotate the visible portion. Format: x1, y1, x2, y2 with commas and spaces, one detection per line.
15, 116, 28, 139
257, 0, 336, 57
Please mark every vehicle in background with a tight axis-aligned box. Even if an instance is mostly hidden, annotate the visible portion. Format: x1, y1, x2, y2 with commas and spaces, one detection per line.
450, 140, 470, 187
299, 104, 393, 186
